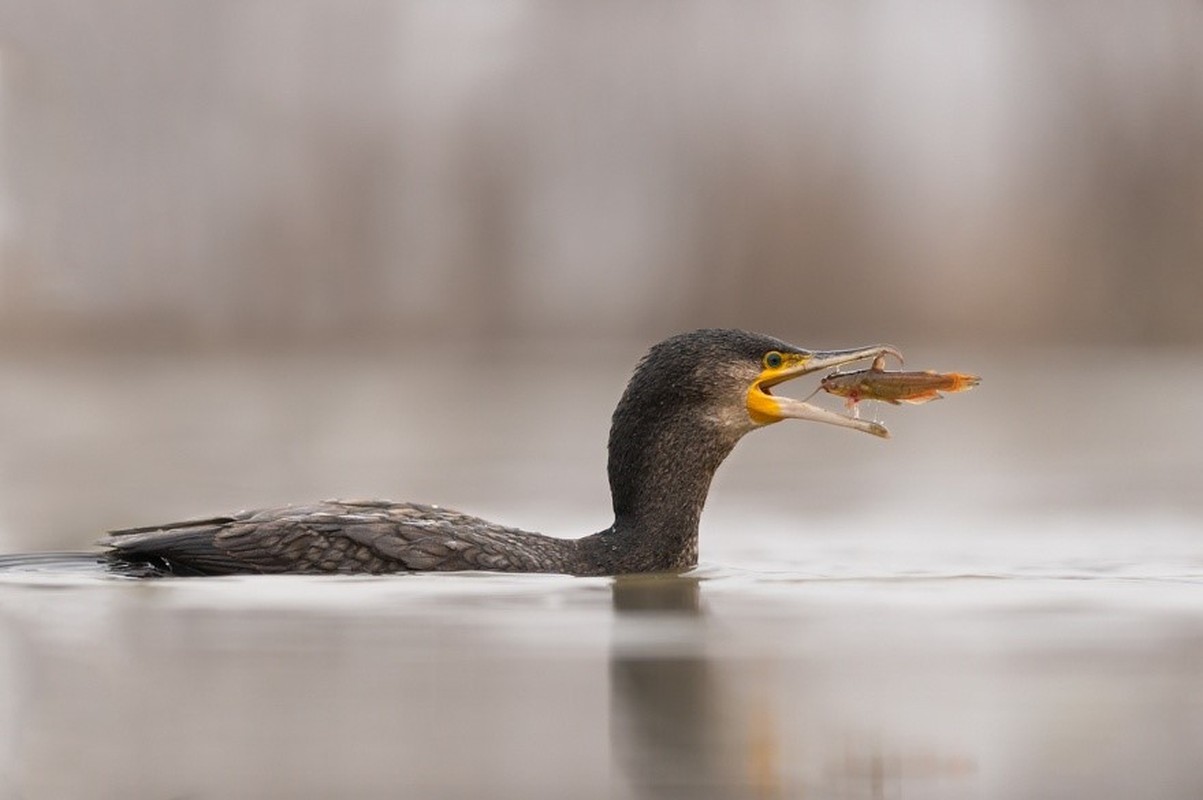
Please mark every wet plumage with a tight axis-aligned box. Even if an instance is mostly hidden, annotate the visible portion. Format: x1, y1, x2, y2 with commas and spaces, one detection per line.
105, 500, 579, 575
102, 330, 899, 576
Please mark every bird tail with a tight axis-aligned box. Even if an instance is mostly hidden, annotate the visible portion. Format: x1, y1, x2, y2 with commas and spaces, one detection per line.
0, 550, 173, 578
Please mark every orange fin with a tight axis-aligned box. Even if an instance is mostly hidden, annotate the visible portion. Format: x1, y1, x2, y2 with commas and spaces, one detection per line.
945, 373, 981, 392
899, 392, 942, 404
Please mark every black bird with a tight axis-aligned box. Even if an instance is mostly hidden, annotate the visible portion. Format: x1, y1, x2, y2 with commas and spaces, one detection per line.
101, 330, 898, 576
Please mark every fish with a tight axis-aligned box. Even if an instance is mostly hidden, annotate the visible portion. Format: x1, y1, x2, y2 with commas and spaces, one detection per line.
820, 355, 980, 412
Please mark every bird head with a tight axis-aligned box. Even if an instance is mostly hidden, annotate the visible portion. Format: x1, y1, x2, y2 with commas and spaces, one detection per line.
622, 329, 901, 440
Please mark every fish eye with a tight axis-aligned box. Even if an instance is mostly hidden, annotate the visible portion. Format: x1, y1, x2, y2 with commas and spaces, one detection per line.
763, 351, 784, 369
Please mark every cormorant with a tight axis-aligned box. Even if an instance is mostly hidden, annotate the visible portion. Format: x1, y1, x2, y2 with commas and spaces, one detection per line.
101, 329, 898, 576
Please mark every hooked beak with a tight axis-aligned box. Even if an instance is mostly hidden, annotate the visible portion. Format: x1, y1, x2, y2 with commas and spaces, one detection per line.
747, 344, 902, 438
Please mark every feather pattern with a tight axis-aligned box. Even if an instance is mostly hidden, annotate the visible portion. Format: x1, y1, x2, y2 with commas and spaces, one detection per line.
98, 330, 892, 577
102, 499, 578, 575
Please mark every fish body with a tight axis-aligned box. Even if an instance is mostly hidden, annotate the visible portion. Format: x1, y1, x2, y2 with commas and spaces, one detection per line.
820, 360, 979, 409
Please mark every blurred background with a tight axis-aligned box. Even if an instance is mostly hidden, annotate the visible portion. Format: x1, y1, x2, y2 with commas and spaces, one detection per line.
2, 5, 1203, 799
1, 1, 1201, 349
0, 1, 1200, 550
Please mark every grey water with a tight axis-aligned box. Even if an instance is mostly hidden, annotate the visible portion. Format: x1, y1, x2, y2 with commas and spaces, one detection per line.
1, 346, 1201, 799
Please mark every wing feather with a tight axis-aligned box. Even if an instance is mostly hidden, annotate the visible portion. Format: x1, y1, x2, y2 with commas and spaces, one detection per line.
100, 501, 574, 575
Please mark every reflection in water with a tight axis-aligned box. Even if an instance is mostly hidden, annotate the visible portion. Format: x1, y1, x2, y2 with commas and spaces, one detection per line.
610, 575, 727, 799
0, 562, 1201, 798
608, 575, 986, 800
610, 575, 789, 800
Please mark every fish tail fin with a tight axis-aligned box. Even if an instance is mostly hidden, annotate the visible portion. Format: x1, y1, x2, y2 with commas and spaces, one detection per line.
946, 373, 981, 392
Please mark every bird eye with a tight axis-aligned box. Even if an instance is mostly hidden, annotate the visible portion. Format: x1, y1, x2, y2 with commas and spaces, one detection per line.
763, 351, 784, 369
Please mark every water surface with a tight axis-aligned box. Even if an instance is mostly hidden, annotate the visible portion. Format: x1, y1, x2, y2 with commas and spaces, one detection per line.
1, 347, 1200, 798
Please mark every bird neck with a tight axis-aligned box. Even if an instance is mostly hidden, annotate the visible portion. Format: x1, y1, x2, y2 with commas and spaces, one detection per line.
575, 404, 742, 575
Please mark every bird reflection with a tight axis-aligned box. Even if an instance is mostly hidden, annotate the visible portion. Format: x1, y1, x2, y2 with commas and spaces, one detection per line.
607, 576, 977, 799
609, 575, 762, 799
